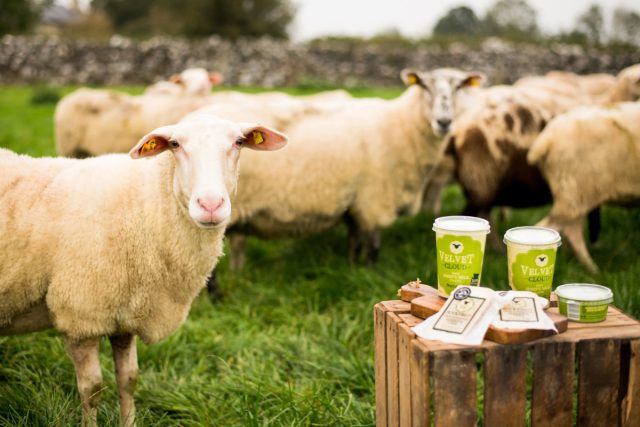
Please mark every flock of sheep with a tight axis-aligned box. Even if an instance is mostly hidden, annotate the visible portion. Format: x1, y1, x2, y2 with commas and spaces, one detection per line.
1, 63, 639, 425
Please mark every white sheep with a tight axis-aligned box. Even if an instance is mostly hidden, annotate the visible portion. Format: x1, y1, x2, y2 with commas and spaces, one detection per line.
55, 88, 214, 157
430, 64, 640, 248
144, 67, 224, 96
0, 114, 287, 426
224, 68, 485, 270
527, 102, 640, 274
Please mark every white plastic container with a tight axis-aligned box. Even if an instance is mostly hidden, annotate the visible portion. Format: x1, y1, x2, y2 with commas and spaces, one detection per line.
556, 283, 613, 323
433, 216, 490, 297
503, 226, 561, 298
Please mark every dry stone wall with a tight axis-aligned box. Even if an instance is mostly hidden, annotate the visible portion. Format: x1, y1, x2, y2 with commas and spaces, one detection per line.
1, 35, 639, 87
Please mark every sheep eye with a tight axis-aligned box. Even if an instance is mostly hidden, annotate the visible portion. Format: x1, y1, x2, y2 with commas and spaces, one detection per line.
169, 140, 180, 148
235, 136, 246, 146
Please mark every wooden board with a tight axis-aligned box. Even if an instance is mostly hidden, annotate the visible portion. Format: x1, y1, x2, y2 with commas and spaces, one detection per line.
532, 340, 575, 427
373, 304, 388, 427
403, 284, 568, 344
397, 324, 414, 427
432, 349, 477, 427
622, 340, 640, 427
484, 345, 527, 427
410, 340, 430, 427
577, 339, 621, 426
386, 312, 402, 427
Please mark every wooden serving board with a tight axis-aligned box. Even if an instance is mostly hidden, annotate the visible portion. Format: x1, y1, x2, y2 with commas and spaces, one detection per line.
399, 283, 568, 344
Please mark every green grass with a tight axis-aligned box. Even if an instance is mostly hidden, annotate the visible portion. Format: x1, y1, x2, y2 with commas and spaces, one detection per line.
0, 85, 639, 426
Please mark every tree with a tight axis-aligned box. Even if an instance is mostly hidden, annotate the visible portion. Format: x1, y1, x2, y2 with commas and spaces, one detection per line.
575, 4, 604, 46
0, 0, 51, 35
433, 6, 481, 37
92, 0, 294, 39
612, 7, 640, 46
483, 0, 538, 40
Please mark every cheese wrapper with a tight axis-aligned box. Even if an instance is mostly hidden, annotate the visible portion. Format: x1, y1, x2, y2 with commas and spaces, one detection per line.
493, 290, 557, 332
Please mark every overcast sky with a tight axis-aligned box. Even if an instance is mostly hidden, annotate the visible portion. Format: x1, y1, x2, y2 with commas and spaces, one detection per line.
289, 0, 640, 41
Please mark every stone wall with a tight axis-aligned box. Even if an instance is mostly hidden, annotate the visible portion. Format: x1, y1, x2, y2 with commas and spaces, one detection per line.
1, 35, 639, 87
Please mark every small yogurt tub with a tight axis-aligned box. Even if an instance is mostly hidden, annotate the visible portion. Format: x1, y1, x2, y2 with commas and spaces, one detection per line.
555, 284, 614, 323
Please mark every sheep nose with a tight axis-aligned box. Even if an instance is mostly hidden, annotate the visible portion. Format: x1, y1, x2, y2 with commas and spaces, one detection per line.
197, 196, 224, 214
437, 118, 452, 129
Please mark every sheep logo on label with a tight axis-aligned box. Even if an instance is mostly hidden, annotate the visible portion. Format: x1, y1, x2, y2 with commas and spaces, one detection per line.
535, 255, 549, 267
449, 241, 464, 254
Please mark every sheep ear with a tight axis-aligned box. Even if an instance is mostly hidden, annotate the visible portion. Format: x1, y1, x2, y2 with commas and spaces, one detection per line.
240, 124, 288, 151
460, 73, 486, 88
169, 74, 183, 84
130, 126, 175, 159
401, 68, 423, 87
209, 72, 224, 86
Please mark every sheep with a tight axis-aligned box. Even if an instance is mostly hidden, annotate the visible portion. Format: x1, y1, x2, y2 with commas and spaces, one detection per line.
222, 68, 485, 271
527, 102, 640, 274
54, 88, 350, 159
55, 88, 215, 158
0, 114, 288, 426
144, 67, 224, 96
431, 64, 640, 248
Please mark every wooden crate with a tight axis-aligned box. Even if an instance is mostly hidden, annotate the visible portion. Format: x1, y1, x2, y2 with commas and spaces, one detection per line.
374, 300, 640, 427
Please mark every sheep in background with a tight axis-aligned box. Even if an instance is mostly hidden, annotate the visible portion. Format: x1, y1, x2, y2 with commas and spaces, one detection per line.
0, 114, 287, 426
528, 102, 640, 274
427, 64, 640, 248
222, 68, 485, 272
55, 88, 214, 158
144, 67, 224, 96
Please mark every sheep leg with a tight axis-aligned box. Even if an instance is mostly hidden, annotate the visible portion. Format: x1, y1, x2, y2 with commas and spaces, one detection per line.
345, 215, 364, 264
422, 178, 447, 215
563, 218, 600, 275
588, 207, 601, 244
109, 334, 138, 427
365, 230, 382, 265
206, 270, 223, 303
64, 337, 103, 427
229, 233, 246, 271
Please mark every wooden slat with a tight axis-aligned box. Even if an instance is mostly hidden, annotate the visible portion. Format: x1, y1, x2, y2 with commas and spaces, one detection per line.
398, 324, 415, 427
622, 340, 640, 427
380, 300, 411, 313
484, 345, 527, 427
432, 349, 477, 427
410, 340, 430, 427
374, 304, 388, 427
532, 340, 575, 427
386, 312, 402, 427
398, 313, 423, 328
577, 339, 621, 427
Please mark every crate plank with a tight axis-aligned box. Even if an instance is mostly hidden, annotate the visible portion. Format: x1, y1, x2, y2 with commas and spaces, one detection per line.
432, 349, 477, 427
398, 324, 415, 427
532, 340, 575, 427
386, 312, 402, 427
410, 340, 430, 427
578, 339, 621, 427
622, 340, 640, 427
374, 304, 388, 427
484, 345, 527, 427
398, 313, 423, 328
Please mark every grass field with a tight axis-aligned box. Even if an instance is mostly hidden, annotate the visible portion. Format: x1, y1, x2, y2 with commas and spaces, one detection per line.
0, 85, 639, 426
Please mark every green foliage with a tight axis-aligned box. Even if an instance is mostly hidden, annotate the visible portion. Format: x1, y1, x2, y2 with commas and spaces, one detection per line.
0, 85, 639, 425
433, 6, 481, 37
29, 86, 61, 105
482, 0, 539, 41
575, 4, 604, 46
612, 7, 640, 46
0, 0, 51, 35
91, 0, 294, 39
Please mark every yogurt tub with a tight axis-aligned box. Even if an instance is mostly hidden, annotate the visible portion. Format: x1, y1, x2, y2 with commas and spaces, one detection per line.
433, 216, 490, 297
555, 284, 614, 323
503, 226, 562, 298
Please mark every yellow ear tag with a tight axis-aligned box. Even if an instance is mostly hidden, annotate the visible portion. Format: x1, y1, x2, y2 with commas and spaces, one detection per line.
407, 74, 418, 85
469, 77, 480, 87
252, 131, 264, 145
140, 138, 156, 154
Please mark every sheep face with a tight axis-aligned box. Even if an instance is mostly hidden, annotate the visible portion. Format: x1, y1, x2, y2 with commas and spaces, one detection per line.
170, 68, 223, 96
618, 64, 640, 102
402, 68, 485, 137
130, 114, 287, 228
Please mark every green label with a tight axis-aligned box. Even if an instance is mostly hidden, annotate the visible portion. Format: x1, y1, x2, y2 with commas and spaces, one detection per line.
436, 234, 485, 296
510, 249, 557, 297
559, 300, 609, 322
